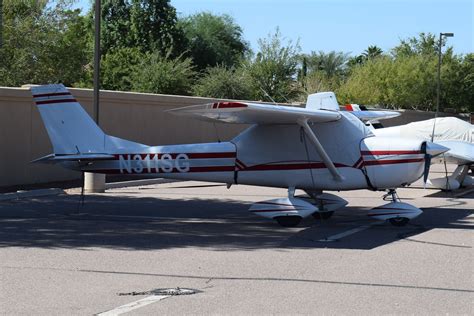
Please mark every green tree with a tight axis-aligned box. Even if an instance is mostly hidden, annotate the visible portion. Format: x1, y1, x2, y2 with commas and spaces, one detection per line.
0, 0, 90, 86
101, 47, 145, 91
392, 32, 440, 58
362, 45, 383, 60
131, 51, 195, 95
304, 51, 350, 78
192, 65, 253, 99
179, 12, 249, 71
100, 0, 133, 56
130, 0, 186, 56
443, 53, 474, 112
246, 29, 301, 102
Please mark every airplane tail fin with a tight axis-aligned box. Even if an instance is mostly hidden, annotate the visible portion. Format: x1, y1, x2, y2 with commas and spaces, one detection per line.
306, 92, 340, 111
31, 84, 107, 155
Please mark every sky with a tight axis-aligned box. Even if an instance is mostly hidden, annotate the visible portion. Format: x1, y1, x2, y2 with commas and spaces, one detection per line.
76, 0, 473, 56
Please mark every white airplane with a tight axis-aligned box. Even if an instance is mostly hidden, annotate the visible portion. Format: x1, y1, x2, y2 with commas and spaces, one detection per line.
372, 118, 473, 190
344, 105, 473, 190
31, 84, 448, 227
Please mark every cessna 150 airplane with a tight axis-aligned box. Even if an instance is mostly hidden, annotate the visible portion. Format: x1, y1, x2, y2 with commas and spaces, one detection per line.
31, 84, 448, 227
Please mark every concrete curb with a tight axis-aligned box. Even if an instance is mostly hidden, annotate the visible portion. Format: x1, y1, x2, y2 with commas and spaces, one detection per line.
0, 188, 64, 201
105, 178, 182, 190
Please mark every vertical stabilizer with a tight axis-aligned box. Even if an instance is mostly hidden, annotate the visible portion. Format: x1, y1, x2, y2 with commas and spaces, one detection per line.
306, 92, 340, 111
31, 84, 106, 155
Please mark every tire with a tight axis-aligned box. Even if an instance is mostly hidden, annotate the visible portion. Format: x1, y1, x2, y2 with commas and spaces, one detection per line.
389, 217, 409, 227
275, 216, 302, 227
312, 211, 334, 220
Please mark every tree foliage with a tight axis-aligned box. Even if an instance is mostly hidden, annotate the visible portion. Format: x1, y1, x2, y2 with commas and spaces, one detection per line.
192, 65, 253, 99
98, 0, 186, 56
0, 0, 90, 86
0, 3, 472, 113
179, 12, 249, 71
101, 47, 145, 91
131, 51, 195, 95
245, 29, 301, 102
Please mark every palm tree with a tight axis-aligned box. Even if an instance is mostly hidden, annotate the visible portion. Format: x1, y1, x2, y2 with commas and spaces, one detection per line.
362, 45, 383, 60
305, 51, 350, 78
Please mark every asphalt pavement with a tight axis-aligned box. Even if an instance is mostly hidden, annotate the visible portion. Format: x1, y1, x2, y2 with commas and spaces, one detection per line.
0, 175, 472, 315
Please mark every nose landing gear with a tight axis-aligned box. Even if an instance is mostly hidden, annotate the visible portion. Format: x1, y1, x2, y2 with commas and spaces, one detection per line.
368, 189, 423, 226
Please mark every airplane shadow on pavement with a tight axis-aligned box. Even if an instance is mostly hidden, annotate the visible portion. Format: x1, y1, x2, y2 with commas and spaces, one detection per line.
0, 193, 471, 251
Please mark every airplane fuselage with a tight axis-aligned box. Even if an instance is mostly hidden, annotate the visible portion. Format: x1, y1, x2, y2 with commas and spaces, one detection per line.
73, 112, 426, 191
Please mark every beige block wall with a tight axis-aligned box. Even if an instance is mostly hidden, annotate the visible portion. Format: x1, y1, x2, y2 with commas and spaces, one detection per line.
0, 86, 469, 188
0, 86, 246, 187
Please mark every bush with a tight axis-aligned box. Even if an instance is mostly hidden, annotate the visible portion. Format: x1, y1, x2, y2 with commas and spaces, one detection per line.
132, 52, 195, 95
192, 65, 254, 100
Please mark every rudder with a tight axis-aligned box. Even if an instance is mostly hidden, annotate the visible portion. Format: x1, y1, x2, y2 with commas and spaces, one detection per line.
31, 84, 106, 155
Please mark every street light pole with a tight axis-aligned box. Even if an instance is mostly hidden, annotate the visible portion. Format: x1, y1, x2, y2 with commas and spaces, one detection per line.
431, 32, 454, 142
85, 0, 105, 193
93, 0, 101, 124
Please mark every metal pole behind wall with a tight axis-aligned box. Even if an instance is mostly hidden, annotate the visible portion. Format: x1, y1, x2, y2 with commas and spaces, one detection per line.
93, 0, 101, 124
0, 0, 3, 48
85, 0, 105, 193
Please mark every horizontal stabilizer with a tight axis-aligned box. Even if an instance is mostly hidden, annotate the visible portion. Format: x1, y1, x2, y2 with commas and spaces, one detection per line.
31, 153, 115, 164
167, 101, 341, 125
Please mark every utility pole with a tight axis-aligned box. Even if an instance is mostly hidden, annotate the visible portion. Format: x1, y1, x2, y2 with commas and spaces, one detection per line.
93, 0, 101, 124
431, 32, 454, 142
85, 0, 106, 193
0, 0, 3, 48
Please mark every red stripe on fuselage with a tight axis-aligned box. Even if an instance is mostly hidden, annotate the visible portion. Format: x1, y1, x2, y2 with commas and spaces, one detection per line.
363, 158, 424, 166
245, 162, 348, 171
215, 102, 247, 109
93, 165, 235, 174
113, 152, 236, 160
361, 150, 422, 155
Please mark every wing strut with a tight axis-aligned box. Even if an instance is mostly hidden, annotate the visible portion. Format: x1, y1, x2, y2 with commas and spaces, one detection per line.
298, 118, 344, 182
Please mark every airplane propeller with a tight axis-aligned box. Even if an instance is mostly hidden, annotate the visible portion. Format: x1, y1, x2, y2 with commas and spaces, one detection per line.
421, 141, 449, 188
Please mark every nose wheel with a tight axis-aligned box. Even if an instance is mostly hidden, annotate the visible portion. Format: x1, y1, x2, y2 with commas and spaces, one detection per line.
373, 189, 413, 227
388, 217, 410, 226
385, 189, 409, 226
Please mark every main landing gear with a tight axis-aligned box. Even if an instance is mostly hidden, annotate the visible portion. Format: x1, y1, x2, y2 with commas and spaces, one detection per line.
248, 188, 349, 227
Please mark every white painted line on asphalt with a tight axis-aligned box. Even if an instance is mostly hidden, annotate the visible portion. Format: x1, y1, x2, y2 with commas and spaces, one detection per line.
318, 223, 380, 242
0, 188, 64, 201
83, 214, 244, 223
96, 295, 170, 316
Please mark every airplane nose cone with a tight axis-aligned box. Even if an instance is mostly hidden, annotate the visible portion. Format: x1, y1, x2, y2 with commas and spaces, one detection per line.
425, 141, 449, 156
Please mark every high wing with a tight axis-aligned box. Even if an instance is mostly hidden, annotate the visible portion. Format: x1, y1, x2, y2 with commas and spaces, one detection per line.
166, 101, 341, 124
343, 104, 400, 122
168, 100, 345, 181
347, 110, 400, 122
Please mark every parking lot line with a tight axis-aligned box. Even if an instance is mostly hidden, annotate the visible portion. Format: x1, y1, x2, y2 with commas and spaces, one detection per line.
96, 295, 170, 316
319, 223, 380, 242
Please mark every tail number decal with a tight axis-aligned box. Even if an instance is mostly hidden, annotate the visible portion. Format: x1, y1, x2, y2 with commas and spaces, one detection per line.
119, 154, 190, 174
